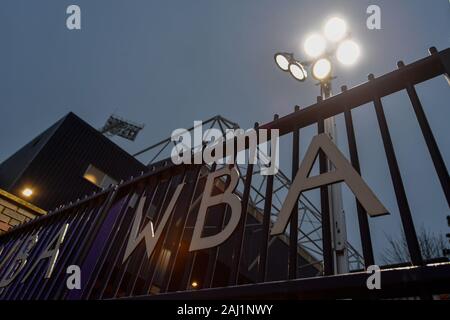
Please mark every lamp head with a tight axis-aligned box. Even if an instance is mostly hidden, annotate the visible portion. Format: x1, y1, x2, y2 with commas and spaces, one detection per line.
337, 40, 360, 65
304, 34, 327, 58
274, 52, 294, 71
289, 61, 308, 82
324, 17, 348, 42
312, 58, 332, 81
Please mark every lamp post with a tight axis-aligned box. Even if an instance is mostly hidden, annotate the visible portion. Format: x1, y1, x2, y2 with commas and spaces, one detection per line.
275, 17, 361, 275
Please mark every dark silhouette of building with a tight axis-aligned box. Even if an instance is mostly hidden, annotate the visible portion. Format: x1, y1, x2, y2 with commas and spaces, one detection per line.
0, 112, 147, 210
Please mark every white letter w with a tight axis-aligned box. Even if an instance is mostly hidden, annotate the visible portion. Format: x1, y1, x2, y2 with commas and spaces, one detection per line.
122, 183, 184, 263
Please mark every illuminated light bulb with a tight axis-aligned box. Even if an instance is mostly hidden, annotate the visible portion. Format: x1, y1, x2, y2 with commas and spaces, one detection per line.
289, 62, 307, 81
337, 40, 360, 66
274, 53, 291, 71
324, 17, 347, 42
304, 34, 326, 58
22, 188, 33, 197
312, 58, 332, 80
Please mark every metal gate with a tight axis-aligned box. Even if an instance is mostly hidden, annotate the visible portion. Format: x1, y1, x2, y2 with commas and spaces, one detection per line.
0, 47, 449, 300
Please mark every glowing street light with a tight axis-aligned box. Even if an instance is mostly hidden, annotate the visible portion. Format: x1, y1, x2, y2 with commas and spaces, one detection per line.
22, 188, 33, 198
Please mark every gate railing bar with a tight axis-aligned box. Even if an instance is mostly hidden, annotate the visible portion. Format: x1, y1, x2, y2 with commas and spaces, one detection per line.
257, 114, 278, 283
289, 106, 300, 279
80, 187, 138, 299
370, 75, 423, 266
202, 163, 222, 289
141, 172, 187, 297
317, 113, 333, 276
398, 58, 450, 207
342, 85, 375, 268
127, 263, 450, 300
164, 165, 202, 292
228, 123, 258, 285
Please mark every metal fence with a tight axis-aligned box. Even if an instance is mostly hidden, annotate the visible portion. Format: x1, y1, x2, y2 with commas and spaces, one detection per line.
0, 47, 449, 300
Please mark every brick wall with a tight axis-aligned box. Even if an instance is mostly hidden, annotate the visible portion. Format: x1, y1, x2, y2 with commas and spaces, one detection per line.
0, 189, 46, 234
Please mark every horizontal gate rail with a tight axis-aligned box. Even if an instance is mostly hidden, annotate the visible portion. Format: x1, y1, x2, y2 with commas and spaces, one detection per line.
126, 262, 450, 300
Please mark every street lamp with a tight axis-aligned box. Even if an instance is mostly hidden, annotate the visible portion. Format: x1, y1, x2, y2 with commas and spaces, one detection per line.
22, 187, 33, 198
274, 16, 361, 275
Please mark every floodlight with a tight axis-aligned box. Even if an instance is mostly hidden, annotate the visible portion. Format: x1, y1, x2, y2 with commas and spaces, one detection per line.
289, 62, 307, 81
312, 58, 332, 80
324, 17, 347, 42
274, 53, 293, 71
304, 34, 326, 58
336, 40, 360, 65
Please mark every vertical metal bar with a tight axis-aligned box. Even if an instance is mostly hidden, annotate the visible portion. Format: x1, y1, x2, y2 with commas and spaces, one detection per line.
369, 74, 423, 266
397, 62, 450, 207
125, 178, 169, 296
342, 85, 375, 268
113, 178, 161, 297
42, 205, 98, 299
202, 163, 220, 288
123, 180, 159, 296
258, 114, 278, 282
27, 211, 82, 300
169, 164, 207, 291
100, 188, 151, 299
0, 228, 37, 298
103, 174, 178, 299
161, 166, 203, 293
62, 188, 121, 300
317, 101, 333, 276
205, 205, 229, 288
289, 106, 300, 279
163, 165, 202, 293
228, 123, 258, 285
36, 205, 90, 299
80, 188, 137, 299
139, 172, 186, 296
9, 215, 65, 300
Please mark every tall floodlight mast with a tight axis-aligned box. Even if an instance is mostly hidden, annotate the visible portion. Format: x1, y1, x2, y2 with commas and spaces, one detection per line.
275, 16, 361, 274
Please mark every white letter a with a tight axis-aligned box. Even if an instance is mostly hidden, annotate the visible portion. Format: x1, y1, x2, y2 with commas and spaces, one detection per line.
66, 5, 81, 30
271, 134, 388, 236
